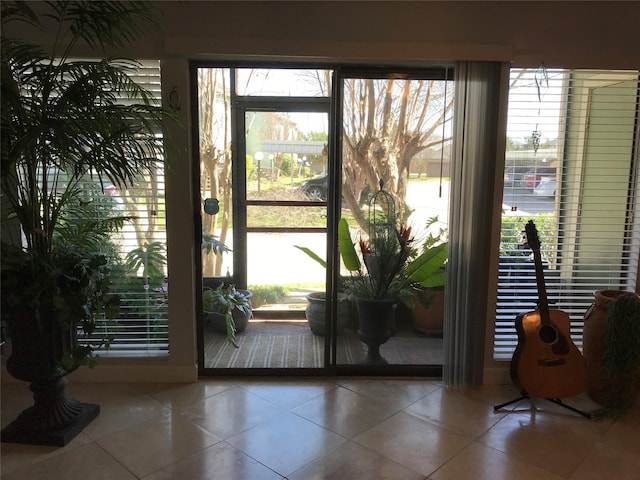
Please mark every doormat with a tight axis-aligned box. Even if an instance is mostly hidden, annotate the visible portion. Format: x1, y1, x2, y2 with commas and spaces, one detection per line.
203, 322, 443, 368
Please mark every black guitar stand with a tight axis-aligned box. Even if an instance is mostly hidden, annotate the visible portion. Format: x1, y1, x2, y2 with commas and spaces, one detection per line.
493, 390, 592, 419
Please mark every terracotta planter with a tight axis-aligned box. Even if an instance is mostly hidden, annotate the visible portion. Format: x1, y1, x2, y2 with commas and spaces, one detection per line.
410, 288, 444, 336
583, 289, 640, 405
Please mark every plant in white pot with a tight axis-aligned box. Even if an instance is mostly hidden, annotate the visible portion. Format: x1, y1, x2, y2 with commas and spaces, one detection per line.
1, 1, 172, 445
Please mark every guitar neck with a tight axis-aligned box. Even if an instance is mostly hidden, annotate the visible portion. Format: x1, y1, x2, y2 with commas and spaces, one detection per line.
532, 247, 551, 323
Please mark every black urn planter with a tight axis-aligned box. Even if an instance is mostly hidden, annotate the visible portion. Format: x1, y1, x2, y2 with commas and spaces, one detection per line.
355, 298, 396, 364
2, 313, 100, 446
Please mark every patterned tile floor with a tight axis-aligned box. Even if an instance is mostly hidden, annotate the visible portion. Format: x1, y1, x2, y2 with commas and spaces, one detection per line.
2, 377, 639, 479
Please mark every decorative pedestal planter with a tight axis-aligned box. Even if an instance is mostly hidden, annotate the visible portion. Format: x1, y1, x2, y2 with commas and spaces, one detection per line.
1, 315, 99, 446
356, 298, 396, 365
1, 377, 99, 446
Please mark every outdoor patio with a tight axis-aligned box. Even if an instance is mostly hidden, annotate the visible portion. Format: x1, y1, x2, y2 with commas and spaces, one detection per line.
203, 317, 444, 369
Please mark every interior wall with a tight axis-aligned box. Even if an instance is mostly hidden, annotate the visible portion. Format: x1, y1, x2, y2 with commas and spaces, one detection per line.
154, 1, 639, 69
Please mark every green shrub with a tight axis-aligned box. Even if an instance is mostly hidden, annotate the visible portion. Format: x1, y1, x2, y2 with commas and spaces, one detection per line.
248, 284, 289, 307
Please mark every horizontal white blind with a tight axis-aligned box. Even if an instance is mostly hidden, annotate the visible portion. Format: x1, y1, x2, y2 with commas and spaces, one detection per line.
495, 68, 639, 361
90, 60, 169, 357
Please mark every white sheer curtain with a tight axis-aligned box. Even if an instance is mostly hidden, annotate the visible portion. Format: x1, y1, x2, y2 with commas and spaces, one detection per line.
444, 61, 509, 386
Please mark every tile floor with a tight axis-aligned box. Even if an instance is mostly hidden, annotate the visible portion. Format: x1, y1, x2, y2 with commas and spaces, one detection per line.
1, 377, 639, 479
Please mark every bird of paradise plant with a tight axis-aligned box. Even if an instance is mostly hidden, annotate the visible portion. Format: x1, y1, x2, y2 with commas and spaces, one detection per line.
338, 217, 447, 306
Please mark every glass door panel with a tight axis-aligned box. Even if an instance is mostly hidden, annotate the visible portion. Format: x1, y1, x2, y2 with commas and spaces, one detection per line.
245, 109, 328, 308
336, 72, 453, 368
241, 108, 330, 368
198, 65, 333, 370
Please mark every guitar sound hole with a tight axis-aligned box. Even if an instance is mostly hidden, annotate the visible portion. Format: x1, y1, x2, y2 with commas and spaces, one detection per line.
539, 325, 558, 344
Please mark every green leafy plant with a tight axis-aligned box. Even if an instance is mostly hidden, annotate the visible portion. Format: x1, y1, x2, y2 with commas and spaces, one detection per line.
202, 231, 232, 256
412, 216, 448, 310
338, 217, 448, 305
500, 213, 556, 257
0, 0, 172, 374
295, 214, 447, 306
125, 241, 167, 280
247, 285, 289, 308
1, 244, 119, 374
592, 293, 640, 418
204, 284, 252, 347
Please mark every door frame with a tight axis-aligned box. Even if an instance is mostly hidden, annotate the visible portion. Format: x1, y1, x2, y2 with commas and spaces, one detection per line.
231, 96, 332, 291
192, 61, 446, 377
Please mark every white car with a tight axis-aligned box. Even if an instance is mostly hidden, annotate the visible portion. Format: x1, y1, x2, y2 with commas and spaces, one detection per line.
533, 177, 556, 197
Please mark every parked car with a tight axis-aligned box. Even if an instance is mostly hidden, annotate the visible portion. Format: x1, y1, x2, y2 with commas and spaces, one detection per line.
301, 174, 328, 200
533, 178, 556, 197
521, 167, 556, 188
503, 166, 528, 186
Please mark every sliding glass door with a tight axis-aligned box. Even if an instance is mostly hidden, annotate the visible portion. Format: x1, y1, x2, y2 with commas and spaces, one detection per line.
334, 68, 453, 372
194, 64, 453, 375
196, 67, 335, 371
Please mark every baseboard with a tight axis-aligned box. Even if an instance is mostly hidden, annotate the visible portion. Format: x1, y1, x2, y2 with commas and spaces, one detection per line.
1, 363, 198, 384
483, 365, 511, 385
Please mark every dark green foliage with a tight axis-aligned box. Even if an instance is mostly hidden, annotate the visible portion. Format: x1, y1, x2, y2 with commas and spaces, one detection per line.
125, 241, 167, 280
0, 244, 118, 373
592, 293, 640, 419
603, 294, 640, 373
248, 285, 289, 308
1, 1, 171, 372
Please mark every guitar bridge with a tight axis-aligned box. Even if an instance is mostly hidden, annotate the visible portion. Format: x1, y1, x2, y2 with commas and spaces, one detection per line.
537, 358, 566, 367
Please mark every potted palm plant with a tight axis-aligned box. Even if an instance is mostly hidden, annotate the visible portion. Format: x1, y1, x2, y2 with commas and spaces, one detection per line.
1, 1, 170, 445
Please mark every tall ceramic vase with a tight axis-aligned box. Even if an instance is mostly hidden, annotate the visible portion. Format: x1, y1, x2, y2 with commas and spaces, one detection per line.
582, 289, 640, 405
356, 298, 396, 364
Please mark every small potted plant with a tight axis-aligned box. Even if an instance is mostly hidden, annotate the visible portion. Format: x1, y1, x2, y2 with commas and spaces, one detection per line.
203, 284, 253, 347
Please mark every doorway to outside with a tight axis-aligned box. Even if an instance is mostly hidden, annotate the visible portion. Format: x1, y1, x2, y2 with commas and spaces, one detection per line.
194, 65, 452, 373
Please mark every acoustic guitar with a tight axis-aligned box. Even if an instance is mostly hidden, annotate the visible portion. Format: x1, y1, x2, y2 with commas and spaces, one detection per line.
510, 220, 587, 399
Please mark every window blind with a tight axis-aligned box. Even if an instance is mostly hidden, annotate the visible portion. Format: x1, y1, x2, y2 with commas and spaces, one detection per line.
494, 68, 639, 361
90, 60, 169, 357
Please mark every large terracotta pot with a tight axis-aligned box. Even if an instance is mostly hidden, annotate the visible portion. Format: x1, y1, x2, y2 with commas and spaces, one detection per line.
410, 288, 444, 336
356, 298, 396, 364
583, 289, 640, 405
